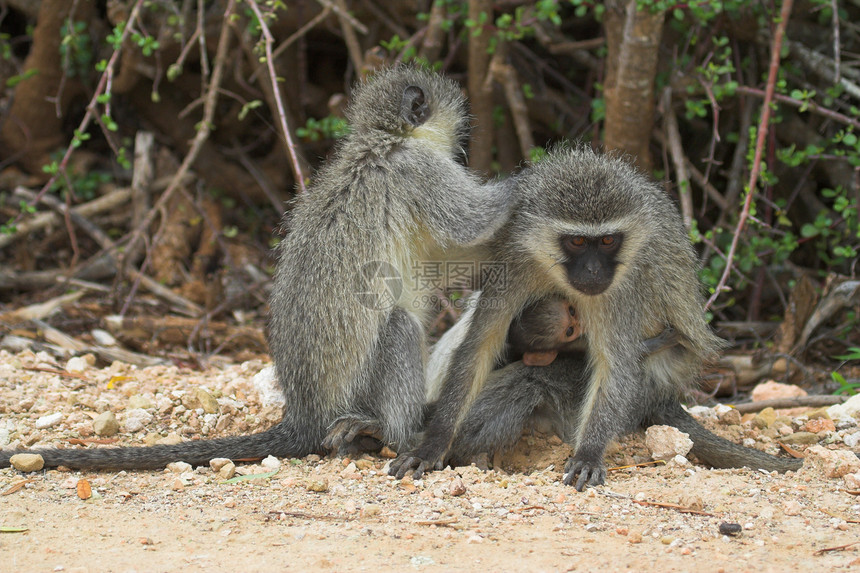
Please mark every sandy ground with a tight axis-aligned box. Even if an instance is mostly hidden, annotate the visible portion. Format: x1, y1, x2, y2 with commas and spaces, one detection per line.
2, 349, 860, 573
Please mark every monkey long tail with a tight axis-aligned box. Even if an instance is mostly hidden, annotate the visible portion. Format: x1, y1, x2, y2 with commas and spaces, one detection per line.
650, 400, 803, 473
0, 421, 320, 470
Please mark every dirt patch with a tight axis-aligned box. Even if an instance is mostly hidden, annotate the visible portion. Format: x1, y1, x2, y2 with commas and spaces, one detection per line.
2, 350, 860, 572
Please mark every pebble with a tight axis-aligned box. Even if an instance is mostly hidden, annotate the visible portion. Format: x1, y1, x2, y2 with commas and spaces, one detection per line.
210, 458, 232, 472
65, 356, 90, 373
645, 425, 692, 460
779, 431, 819, 445
306, 479, 329, 492
449, 477, 467, 496
828, 394, 860, 421
90, 329, 117, 346
218, 462, 236, 480
123, 408, 153, 432
803, 444, 860, 478
252, 365, 285, 407
196, 388, 219, 414
35, 413, 63, 429
10, 453, 45, 472
628, 530, 643, 544
751, 380, 807, 401
128, 395, 154, 410
782, 500, 802, 515
803, 418, 835, 434
93, 411, 119, 437
719, 522, 742, 537
844, 432, 860, 448
753, 407, 777, 429
167, 461, 192, 474
261, 455, 281, 471
361, 504, 381, 518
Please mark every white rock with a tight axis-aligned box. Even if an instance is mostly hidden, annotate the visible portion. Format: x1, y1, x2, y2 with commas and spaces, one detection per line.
123, 408, 153, 432
35, 412, 63, 429
0, 428, 9, 447
65, 356, 89, 373
261, 455, 281, 471
687, 405, 718, 420
167, 461, 192, 474
645, 425, 693, 460
90, 329, 117, 346
828, 394, 860, 423
844, 431, 860, 449
252, 365, 284, 407
210, 458, 232, 472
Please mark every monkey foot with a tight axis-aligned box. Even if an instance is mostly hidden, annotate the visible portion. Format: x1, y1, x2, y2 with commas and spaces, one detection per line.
323, 417, 384, 454
388, 451, 444, 480
563, 456, 606, 491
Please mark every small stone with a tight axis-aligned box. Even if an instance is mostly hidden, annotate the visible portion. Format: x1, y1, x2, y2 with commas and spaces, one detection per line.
753, 407, 777, 429
361, 504, 381, 518
261, 455, 281, 471
196, 388, 219, 414
155, 432, 182, 446
844, 432, 860, 448
167, 461, 192, 474
65, 356, 90, 373
306, 479, 328, 492
751, 380, 807, 401
843, 472, 860, 490
803, 444, 860, 478
252, 365, 285, 407
378, 446, 397, 459
828, 394, 860, 421
123, 408, 153, 433
782, 500, 802, 516
35, 413, 63, 429
719, 522, 742, 537
449, 477, 467, 496
10, 453, 44, 472
628, 530, 643, 544
223, 496, 237, 508
779, 431, 819, 445
645, 425, 693, 460
91, 329, 117, 346
803, 418, 835, 434
717, 408, 742, 426
93, 411, 119, 437
127, 395, 154, 410
210, 458, 232, 472
218, 462, 236, 480
806, 407, 832, 420
679, 494, 704, 511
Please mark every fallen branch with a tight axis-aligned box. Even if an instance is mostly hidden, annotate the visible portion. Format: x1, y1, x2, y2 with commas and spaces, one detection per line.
731, 395, 848, 414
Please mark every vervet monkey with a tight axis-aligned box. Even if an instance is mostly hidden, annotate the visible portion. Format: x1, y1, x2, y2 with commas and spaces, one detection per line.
391, 146, 740, 489
0, 66, 512, 471
506, 298, 583, 366
439, 304, 800, 479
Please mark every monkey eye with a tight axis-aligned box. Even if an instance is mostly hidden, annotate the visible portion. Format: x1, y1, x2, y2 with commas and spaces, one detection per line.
565, 236, 587, 249
568, 305, 576, 317
601, 235, 615, 246
565, 326, 575, 337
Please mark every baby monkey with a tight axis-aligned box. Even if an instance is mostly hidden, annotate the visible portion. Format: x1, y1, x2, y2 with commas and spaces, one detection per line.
506, 298, 582, 366
506, 297, 678, 366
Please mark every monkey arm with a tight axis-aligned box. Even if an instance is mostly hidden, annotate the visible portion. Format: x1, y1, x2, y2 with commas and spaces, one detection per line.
565, 358, 645, 491
389, 292, 516, 479
408, 154, 514, 246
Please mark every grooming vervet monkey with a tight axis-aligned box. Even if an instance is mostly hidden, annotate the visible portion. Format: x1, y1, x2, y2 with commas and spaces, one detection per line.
437, 300, 801, 478
0, 66, 513, 471
390, 146, 774, 489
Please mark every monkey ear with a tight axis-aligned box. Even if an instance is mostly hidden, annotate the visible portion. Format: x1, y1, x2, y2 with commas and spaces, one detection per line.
401, 85, 430, 127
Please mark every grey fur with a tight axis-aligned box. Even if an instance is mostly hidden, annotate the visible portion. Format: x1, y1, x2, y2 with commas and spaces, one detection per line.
0, 66, 512, 471
390, 146, 728, 488
446, 352, 803, 476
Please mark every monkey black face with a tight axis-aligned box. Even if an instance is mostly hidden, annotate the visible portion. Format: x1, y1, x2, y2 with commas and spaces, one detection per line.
560, 233, 623, 296
401, 85, 430, 127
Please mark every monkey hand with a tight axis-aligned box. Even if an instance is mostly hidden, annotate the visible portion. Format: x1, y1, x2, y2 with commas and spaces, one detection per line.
563, 456, 606, 491
522, 350, 559, 366
388, 449, 445, 480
